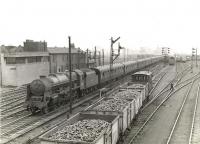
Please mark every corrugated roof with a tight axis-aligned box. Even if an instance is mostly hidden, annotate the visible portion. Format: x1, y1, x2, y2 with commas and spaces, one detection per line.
48, 47, 85, 54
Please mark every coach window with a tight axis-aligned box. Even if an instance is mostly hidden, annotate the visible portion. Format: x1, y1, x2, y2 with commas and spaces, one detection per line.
6, 57, 16, 64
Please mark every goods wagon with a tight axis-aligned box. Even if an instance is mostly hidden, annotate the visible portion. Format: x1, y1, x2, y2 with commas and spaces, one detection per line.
85, 97, 135, 134
169, 56, 175, 65
109, 89, 142, 119
40, 112, 120, 144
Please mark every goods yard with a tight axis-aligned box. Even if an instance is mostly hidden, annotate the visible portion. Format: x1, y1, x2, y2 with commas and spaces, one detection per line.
0, 58, 200, 144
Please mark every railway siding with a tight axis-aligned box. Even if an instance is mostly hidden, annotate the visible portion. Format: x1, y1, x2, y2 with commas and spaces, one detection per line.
168, 78, 200, 144
190, 83, 200, 144
125, 62, 200, 144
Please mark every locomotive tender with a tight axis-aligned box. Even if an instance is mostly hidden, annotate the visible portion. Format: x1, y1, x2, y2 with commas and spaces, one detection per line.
24, 56, 164, 114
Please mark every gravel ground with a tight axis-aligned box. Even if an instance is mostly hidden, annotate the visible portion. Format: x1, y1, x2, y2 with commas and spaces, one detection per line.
128, 63, 200, 144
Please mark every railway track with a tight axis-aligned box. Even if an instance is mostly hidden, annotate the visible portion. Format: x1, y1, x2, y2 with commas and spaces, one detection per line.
166, 78, 200, 144
189, 83, 200, 144
0, 62, 165, 144
1, 85, 26, 98
124, 63, 195, 144
0, 86, 27, 118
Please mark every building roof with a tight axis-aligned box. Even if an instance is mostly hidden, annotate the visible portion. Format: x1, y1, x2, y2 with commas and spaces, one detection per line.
3, 52, 49, 57
48, 47, 85, 54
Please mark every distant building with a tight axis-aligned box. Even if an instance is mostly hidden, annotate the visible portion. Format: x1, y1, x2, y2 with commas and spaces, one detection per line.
23, 40, 47, 52
48, 46, 87, 73
0, 40, 90, 86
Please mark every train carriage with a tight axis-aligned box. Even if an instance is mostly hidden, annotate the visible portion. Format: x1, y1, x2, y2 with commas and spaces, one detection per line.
80, 68, 99, 94
112, 63, 125, 79
123, 61, 138, 74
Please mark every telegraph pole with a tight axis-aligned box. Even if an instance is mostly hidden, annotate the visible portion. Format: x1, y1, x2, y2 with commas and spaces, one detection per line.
124, 48, 126, 62
192, 48, 196, 72
127, 49, 129, 61
102, 49, 104, 65
196, 48, 198, 67
78, 47, 80, 69
68, 36, 72, 114
94, 46, 97, 67
86, 49, 89, 68
99, 51, 101, 66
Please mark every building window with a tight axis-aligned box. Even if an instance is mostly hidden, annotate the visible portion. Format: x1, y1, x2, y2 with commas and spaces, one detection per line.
6, 57, 16, 64
27, 57, 36, 63
62, 55, 65, 61
52, 55, 56, 62
16, 57, 25, 64
36, 56, 42, 62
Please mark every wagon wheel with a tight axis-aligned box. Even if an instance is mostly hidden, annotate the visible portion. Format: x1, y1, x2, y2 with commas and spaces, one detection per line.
41, 106, 48, 114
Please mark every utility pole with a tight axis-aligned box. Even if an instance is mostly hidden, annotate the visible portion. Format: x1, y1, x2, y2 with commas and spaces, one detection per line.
68, 36, 72, 114
99, 51, 101, 66
86, 49, 89, 68
94, 46, 97, 67
175, 54, 177, 74
78, 47, 80, 69
192, 48, 196, 72
124, 48, 126, 62
196, 48, 198, 67
102, 49, 104, 65
127, 48, 129, 61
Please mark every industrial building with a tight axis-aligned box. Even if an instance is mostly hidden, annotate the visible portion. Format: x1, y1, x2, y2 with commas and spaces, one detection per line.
48, 46, 87, 73
0, 40, 89, 86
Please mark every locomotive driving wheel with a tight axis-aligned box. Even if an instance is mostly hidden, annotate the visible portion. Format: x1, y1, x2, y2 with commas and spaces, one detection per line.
30, 107, 37, 114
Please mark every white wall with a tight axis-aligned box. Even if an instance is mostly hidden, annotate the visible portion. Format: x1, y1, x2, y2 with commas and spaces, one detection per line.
1, 55, 49, 86
16, 62, 49, 86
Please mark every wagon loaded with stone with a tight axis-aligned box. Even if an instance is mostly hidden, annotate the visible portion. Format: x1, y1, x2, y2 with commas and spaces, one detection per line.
40, 112, 120, 144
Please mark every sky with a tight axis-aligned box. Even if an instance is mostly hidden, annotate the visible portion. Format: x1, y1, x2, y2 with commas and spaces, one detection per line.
0, 0, 200, 55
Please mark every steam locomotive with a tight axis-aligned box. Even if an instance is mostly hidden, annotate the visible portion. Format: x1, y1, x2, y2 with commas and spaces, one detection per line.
24, 56, 164, 114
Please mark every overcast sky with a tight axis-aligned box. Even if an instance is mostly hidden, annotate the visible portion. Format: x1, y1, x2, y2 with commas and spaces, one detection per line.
0, 0, 200, 55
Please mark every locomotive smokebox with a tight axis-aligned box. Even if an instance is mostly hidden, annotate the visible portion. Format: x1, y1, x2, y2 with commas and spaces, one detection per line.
30, 79, 46, 96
